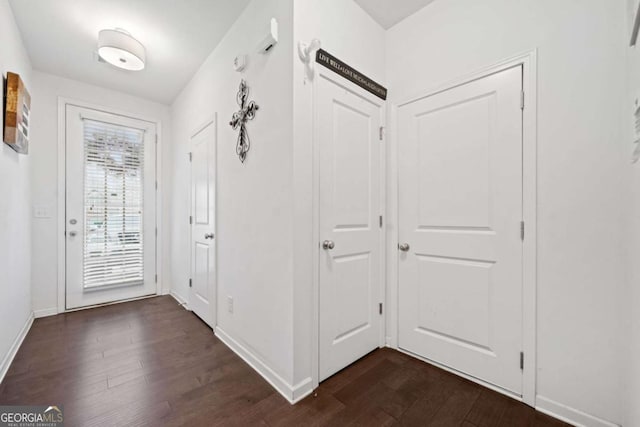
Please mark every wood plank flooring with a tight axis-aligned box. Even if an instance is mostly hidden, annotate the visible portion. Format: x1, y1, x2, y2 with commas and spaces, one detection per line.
0, 296, 568, 426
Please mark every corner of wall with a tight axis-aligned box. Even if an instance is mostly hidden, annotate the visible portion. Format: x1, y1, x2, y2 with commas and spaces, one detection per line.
0, 311, 34, 385
168, 0, 298, 402
0, 0, 35, 385
215, 326, 312, 404
290, 0, 387, 392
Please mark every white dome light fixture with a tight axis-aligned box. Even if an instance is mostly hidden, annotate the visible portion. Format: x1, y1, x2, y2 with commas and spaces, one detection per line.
98, 29, 146, 71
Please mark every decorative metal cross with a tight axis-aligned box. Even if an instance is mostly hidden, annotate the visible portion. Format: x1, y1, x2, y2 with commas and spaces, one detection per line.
229, 79, 259, 163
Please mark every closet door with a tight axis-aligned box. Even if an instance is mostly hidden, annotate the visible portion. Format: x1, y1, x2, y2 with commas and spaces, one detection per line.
397, 66, 524, 394
317, 73, 384, 381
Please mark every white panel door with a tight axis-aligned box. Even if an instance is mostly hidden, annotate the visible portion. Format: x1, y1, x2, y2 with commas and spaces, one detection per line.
190, 119, 216, 328
318, 74, 383, 382
398, 66, 524, 394
66, 105, 157, 309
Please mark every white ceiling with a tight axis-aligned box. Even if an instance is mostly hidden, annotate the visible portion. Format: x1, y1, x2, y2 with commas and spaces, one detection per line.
9, 0, 251, 104
354, 0, 436, 29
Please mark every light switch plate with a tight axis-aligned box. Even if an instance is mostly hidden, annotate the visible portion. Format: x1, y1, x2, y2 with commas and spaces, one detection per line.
33, 205, 51, 219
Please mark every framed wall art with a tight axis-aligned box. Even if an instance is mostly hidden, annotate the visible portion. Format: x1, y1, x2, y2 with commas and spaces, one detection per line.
3, 72, 31, 154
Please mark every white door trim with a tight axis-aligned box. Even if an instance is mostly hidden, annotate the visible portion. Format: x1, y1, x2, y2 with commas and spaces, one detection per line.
56, 97, 164, 313
188, 115, 217, 328
310, 68, 387, 390
386, 50, 538, 407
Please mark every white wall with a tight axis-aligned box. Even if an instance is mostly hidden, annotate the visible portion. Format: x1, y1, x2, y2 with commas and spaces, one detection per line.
386, 0, 628, 425
0, 0, 33, 375
291, 0, 386, 390
627, 1, 640, 426
29, 71, 172, 314
169, 0, 296, 394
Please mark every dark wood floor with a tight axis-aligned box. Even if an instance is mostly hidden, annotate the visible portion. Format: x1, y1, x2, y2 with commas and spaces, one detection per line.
0, 296, 568, 426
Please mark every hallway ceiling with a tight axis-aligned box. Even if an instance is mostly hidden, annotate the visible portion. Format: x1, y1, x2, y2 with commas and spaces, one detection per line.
8, 0, 251, 104
354, 0, 436, 29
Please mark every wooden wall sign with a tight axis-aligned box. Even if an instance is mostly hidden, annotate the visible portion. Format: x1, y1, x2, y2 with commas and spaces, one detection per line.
316, 49, 387, 100
3, 72, 31, 154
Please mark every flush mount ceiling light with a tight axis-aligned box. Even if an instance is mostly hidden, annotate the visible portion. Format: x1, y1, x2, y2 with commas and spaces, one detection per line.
98, 29, 146, 71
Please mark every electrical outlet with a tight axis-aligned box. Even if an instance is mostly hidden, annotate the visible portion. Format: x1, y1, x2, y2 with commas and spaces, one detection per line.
227, 296, 233, 314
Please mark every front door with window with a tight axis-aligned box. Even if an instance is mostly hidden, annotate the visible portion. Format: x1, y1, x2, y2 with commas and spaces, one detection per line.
65, 105, 157, 309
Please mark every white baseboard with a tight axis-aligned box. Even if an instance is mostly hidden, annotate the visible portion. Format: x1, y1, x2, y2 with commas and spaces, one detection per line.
33, 307, 58, 319
291, 377, 313, 404
0, 312, 34, 384
214, 326, 312, 404
170, 291, 189, 310
536, 396, 620, 427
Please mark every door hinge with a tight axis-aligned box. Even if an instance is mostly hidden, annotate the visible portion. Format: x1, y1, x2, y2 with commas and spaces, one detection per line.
379, 126, 384, 141
155, 134, 158, 144
188, 152, 193, 162
189, 215, 193, 225
520, 351, 524, 370
520, 91, 525, 110
379, 215, 383, 228
155, 181, 158, 190
189, 278, 193, 288
379, 303, 383, 315
520, 221, 525, 241
155, 274, 158, 283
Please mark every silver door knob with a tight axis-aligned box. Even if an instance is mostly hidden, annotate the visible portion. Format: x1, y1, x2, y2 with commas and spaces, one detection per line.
398, 243, 410, 252
69, 231, 77, 237
322, 240, 335, 250
204, 233, 215, 240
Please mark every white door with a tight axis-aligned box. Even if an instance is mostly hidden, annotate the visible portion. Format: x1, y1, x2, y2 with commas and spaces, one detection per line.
318, 73, 384, 381
66, 105, 157, 309
189, 119, 216, 328
397, 66, 524, 394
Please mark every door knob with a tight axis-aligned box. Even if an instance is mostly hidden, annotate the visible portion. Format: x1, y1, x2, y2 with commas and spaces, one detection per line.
322, 240, 335, 250
398, 243, 410, 252
204, 233, 215, 240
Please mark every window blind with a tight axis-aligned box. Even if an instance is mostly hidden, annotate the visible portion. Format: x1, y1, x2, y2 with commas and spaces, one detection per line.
83, 119, 145, 289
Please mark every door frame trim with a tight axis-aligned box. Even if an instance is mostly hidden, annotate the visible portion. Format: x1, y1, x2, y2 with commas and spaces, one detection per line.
56, 97, 163, 313
386, 50, 538, 407
310, 69, 387, 389
187, 115, 218, 328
